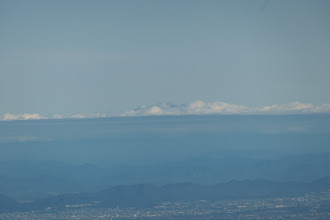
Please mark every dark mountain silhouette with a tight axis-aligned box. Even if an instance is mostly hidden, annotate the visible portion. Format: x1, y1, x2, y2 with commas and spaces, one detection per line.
0, 177, 327, 213
1, 153, 330, 200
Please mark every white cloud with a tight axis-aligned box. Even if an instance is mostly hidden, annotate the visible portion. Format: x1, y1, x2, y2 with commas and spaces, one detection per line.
121, 101, 330, 117
121, 101, 249, 116
120, 103, 183, 117
1, 113, 47, 121
56, 113, 108, 119
311, 104, 330, 113
0, 113, 108, 121
188, 101, 248, 114
52, 114, 65, 119
257, 102, 330, 114
71, 114, 87, 119
1, 101, 330, 121
67, 113, 107, 119
146, 106, 164, 115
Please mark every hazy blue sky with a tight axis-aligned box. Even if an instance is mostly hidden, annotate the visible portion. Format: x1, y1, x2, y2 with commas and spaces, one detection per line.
1, 0, 330, 115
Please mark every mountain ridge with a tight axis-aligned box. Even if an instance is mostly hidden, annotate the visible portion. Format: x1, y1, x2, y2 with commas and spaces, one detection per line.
1, 177, 329, 213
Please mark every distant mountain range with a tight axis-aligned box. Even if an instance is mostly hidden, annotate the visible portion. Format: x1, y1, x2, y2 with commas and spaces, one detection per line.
1, 153, 330, 200
1, 115, 330, 211
1, 177, 329, 213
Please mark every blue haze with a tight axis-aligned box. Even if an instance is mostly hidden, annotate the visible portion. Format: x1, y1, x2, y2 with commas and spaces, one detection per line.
1, 115, 330, 199
1, 114, 330, 166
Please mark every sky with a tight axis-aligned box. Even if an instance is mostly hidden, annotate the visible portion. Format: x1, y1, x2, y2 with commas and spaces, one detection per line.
1, 0, 330, 116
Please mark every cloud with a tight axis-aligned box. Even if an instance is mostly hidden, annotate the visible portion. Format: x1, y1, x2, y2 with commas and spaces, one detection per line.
1, 101, 330, 121
1, 113, 47, 121
68, 113, 108, 119
121, 103, 183, 117
71, 114, 88, 119
121, 101, 249, 116
121, 101, 330, 117
258, 102, 330, 114
52, 114, 65, 119
187, 101, 248, 114
146, 106, 164, 115
0, 113, 108, 121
